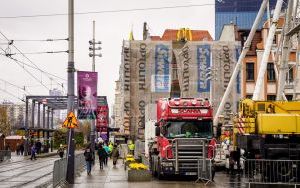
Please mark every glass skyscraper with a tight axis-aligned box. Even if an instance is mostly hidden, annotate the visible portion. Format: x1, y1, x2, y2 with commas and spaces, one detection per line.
215, 0, 279, 39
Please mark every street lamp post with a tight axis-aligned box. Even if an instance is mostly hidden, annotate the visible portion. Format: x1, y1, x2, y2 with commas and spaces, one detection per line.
66, 0, 75, 184
88, 20, 102, 152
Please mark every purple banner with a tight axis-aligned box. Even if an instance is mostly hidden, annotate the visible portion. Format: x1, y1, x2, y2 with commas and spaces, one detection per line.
77, 71, 98, 119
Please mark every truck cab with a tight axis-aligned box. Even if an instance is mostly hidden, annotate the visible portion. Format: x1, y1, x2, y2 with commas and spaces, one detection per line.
150, 98, 213, 178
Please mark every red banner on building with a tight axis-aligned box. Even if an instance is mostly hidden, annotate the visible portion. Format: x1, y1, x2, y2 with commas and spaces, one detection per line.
77, 71, 98, 119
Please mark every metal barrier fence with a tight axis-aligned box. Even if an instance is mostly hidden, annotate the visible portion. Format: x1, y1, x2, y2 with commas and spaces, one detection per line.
134, 140, 145, 160
196, 158, 213, 185
53, 153, 85, 188
0, 150, 11, 162
245, 159, 300, 186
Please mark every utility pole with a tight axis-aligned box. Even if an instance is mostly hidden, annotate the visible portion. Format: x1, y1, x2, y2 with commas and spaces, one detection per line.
89, 20, 102, 152
66, 0, 75, 184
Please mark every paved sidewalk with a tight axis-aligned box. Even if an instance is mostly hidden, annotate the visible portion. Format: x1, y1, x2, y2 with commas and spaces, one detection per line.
72, 159, 216, 188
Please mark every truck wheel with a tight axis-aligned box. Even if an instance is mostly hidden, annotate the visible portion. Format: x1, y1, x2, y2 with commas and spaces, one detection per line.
150, 156, 156, 177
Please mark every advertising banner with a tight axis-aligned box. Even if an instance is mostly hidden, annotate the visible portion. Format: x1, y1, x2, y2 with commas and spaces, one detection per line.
77, 71, 98, 119
153, 44, 171, 92
96, 105, 109, 128
211, 42, 241, 125
174, 42, 211, 98
197, 44, 211, 93
121, 41, 131, 135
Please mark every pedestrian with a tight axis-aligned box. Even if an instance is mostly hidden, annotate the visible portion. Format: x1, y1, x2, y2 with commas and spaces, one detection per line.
16, 143, 20, 155
84, 143, 94, 175
128, 140, 135, 155
30, 144, 37, 160
208, 137, 217, 181
35, 140, 42, 154
5, 143, 10, 151
97, 144, 107, 170
57, 144, 64, 159
108, 142, 113, 157
20, 143, 24, 156
111, 144, 119, 167
103, 143, 110, 166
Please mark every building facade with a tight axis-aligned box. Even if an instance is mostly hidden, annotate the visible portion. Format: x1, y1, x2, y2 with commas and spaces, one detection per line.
219, 17, 300, 101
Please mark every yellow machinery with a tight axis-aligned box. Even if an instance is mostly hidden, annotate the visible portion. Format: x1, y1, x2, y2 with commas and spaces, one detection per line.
233, 99, 300, 159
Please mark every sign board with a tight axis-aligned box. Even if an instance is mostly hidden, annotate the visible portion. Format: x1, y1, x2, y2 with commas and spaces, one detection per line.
62, 112, 78, 128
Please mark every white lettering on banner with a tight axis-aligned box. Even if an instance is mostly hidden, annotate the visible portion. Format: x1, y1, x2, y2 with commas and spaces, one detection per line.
197, 45, 211, 92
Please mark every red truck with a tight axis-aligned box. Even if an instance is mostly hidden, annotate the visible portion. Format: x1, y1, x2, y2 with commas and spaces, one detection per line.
149, 98, 214, 178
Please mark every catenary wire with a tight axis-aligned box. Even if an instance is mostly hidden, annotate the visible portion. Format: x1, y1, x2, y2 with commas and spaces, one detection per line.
4, 50, 68, 56
0, 88, 25, 102
0, 30, 67, 84
0, 4, 215, 19
0, 50, 51, 91
0, 38, 68, 42
0, 78, 31, 95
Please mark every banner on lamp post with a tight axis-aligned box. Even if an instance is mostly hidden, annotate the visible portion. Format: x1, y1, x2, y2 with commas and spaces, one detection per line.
97, 105, 109, 141
77, 71, 98, 119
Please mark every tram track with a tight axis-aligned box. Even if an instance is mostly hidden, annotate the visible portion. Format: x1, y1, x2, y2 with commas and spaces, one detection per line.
0, 159, 54, 183
0, 158, 56, 173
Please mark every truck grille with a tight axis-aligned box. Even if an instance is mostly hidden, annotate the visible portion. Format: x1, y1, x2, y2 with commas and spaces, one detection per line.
173, 138, 207, 173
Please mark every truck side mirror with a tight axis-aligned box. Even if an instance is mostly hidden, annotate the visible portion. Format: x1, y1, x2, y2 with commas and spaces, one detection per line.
155, 126, 160, 136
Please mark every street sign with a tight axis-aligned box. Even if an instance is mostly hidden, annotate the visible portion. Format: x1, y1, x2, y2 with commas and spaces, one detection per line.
63, 112, 78, 128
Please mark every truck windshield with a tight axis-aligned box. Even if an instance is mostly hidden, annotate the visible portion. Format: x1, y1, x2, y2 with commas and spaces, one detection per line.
165, 120, 212, 138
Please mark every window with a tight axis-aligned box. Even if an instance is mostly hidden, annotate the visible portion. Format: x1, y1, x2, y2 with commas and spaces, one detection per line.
285, 95, 293, 101
286, 65, 294, 84
267, 63, 276, 81
246, 63, 255, 81
267, 95, 276, 101
273, 35, 277, 45
165, 120, 212, 138
246, 95, 253, 99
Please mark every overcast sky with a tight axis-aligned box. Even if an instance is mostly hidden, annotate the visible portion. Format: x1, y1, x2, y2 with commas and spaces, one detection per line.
0, 0, 215, 109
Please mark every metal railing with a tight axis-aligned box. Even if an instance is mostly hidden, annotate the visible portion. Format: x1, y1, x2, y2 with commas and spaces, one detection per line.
245, 159, 300, 186
53, 153, 85, 188
196, 158, 213, 185
0, 150, 11, 162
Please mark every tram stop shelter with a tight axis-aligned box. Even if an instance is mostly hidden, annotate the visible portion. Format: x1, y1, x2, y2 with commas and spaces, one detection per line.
23, 95, 107, 155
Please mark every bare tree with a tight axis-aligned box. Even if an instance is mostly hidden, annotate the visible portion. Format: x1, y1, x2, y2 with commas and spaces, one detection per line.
78, 120, 91, 143
0, 106, 11, 136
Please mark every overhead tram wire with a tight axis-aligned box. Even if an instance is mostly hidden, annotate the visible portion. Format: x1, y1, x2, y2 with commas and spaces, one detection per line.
0, 53, 67, 93
0, 78, 31, 95
0, 88, 26, 102
0, 38, 68, 42
4, 50, 68, 56
0, 50, 50, 91
0, 4, 215, 19
0, 52, 66, 81
0, 30, 67, 85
